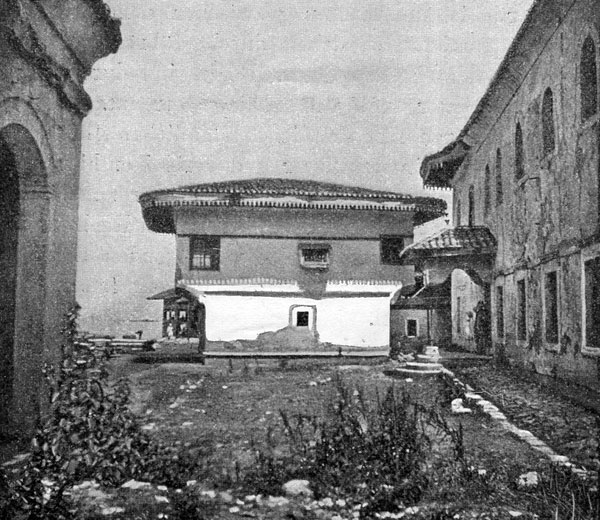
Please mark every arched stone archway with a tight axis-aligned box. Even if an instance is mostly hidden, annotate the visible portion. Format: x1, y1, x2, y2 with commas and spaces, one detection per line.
0, 124, 51, 437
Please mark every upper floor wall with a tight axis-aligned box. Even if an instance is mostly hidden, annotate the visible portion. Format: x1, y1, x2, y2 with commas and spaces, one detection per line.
173, 206, 416, 284
452, 0, 600, 272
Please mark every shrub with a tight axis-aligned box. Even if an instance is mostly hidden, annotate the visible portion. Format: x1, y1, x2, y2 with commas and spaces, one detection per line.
0, 305, 209, 519
245, 377, 462, 516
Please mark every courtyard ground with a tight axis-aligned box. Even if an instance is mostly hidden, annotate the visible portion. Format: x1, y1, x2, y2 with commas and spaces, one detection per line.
2, 354, 598, 519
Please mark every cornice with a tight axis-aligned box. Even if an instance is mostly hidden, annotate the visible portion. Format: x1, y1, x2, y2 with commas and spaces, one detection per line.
1, 23, 92, 116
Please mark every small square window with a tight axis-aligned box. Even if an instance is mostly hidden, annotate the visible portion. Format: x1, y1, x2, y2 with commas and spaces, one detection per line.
381, 236, 405, 265
406, 318, 418, 337
299, 243, 330, 269
190, 236, 220, 271
296, 311, 309, 327
517, 278, 527, 341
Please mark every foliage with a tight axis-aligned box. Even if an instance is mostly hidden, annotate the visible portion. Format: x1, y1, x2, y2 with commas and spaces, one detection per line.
0, 304, 208, 519
245, 377, 464, 516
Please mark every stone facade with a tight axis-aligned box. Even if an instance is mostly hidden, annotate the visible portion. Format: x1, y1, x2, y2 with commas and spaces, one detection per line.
0, 0, 120, 436
417, 0, 600, 388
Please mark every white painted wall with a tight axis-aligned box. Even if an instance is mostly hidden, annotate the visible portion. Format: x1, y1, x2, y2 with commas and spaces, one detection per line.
201, 294, 391, 347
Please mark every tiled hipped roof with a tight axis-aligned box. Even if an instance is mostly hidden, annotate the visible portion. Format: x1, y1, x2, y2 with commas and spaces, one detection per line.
401, 226, 497, 258
140, 178, 447, 233
143, 177, 432, 201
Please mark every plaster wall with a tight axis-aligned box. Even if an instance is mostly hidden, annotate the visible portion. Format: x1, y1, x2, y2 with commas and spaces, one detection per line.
450, 0, 600, 385
198, 293, 391, 347
175, 207, 416, 287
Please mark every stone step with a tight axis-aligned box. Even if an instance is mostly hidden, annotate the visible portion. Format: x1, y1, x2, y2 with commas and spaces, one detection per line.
385, 367, 442, 377
406, 361, 443, 371
416, 354, 442, 363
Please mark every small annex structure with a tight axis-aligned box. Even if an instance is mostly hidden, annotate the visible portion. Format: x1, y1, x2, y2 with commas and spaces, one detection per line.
403, 0, 600, 388
0, 0, 121, 437
140, 178, 446, 349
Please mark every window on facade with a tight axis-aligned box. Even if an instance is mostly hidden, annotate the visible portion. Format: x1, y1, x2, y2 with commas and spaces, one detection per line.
468, 185, 475, 227
484, 165, 491, 216
495, 148, 503, 205
299, 243, 330, 269
584, 257, 600, 349
496, 286, 504, 339
581, 36, 598, 122
517, 279, 527, 341
296, 311, 309, 327
544, 271, 559, 344
380, 236, 405, 265
406, 318, 418, 338
515, 122, 525, 179
456, 296, 462, 334
190, 236, 220, 270
178, 309, 188, 321
456, 200, 462, 226
542, 88, 556, 155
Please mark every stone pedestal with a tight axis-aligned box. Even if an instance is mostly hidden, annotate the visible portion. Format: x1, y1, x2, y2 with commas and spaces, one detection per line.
387, 345, 443, 378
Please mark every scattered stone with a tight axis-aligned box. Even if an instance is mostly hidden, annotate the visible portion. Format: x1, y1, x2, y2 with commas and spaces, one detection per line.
219, 491, 234, 503
200, 490, 217, 498
229, 506, 241, 513
282, 479, 313, 498
141, 423, 156, 431
155, 495, 169, 504
186, 480, 197, 487
266, 496, 290, 507
451, 398, 472, 414
181, 421, 194, 427
508, 512, 525, 518
101, 506, 126, 516
318, 497, 334, 508
517, 471, 540, 488
157, 485, 168, 492
245, 494, 257, 502
121, 479, 152, 490
335, 498, 347, 507
72, 480, 100, 491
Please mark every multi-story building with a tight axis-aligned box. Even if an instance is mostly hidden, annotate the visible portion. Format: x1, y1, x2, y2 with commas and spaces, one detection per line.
0, 0, 121, 436
139, 178, 446, 349
402, 0, 600, 388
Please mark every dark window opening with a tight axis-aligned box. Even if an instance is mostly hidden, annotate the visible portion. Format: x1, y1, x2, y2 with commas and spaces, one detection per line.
496, 148, 503, 205
515, 122, 525, 180
542, 88, 556, 155
190, 236, 220, 271
406, 319, 418, 337
456, 200, 462, 226
380, 236, 405, 265
581, 36, 598, 122
296, 311, 309, 327
545, 271, 559, 344
299, 244, 330, 268
585, 257, 600, 349
484, 165, 491, 216
456, 297, 462, 334
517, 279, 527, 341
468, 185, 475, 226
496, 286, 504, 339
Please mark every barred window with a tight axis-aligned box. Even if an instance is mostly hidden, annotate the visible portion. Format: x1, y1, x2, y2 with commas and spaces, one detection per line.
190, 236, 220, 271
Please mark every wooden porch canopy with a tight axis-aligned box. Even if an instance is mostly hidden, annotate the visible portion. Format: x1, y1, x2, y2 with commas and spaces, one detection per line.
391, 277, 451, 310
399, 226, 497, 286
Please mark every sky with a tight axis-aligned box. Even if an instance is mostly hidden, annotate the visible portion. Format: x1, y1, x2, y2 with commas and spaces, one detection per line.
76, 0, 532, 337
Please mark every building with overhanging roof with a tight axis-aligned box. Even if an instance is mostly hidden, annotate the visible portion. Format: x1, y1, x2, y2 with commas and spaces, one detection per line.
402, 0, 600, 388
0, 0, 120, 437
140, 178, 446, 348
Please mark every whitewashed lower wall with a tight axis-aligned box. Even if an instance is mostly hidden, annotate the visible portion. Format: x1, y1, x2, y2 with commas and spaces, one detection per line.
201, 294, 391, 347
